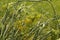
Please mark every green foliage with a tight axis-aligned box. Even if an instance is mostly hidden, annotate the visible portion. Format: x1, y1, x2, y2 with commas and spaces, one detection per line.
0, 0, 60, 40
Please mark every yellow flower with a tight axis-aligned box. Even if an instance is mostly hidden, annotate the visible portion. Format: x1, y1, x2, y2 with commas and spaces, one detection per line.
36, 14, 41, 18
24, 18, 32, 24
2, 4, 7, 10
27, 15, 35, 19
19, 26, 23, 31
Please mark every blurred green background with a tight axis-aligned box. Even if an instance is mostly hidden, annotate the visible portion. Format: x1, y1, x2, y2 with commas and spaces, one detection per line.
0, 0, 60, 40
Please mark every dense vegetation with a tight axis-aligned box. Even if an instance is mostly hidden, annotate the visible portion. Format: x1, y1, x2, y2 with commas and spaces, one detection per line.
0, 0, 60, 40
